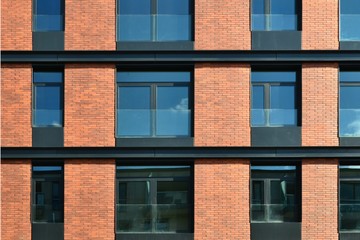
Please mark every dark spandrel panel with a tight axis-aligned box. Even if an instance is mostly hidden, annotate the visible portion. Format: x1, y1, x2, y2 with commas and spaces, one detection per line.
34, 72, 63, 83
158, 0, 190, 14
341, 0, 360, 14
117, 166, 191, 178
271, 0, 296, 14
119, 0, 151, 14
251, 72, 296, 82
340, 72, 360, 82
35, 0, 63, 15
117, 72, 191, 83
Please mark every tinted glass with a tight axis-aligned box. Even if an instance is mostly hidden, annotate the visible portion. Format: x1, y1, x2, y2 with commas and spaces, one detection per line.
35, 85, 62, 110
340, 86, 360, 109
252, 0, 265, 14
158, 0, 190, 14
270, 85, 295, 109
271, 0, 295, 14
252, 72, 296, 82
270, 180, 285, 204
119, 0, 151, 14
340, 71, 360, 82
118, 181, 150, 204
157, 181, 188, 204
252, 85, 265, 109
117, 166, 191, 178
117, 72, 191, 83
341, 0, 360, 14
34, 72, 63, 83
118, 86, 151, 109
340, 0, 360, 40
35, 0, 63, 15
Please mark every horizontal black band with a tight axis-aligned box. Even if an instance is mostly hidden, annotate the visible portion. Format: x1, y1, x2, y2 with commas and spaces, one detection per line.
2, 50, 360, 63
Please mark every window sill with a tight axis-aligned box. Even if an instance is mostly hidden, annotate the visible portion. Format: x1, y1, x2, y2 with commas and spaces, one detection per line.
116, 137, 194, 147
116, 41, 194, 51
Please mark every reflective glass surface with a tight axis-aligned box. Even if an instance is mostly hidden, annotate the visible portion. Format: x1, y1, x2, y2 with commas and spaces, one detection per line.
252, 72, 296, 82
33, 72, 63, 83
340, 86, 360, 137
340, 0, 360, 41
34, 0, 63, 31
117, 72, 191, 83
34, 85, 63, 126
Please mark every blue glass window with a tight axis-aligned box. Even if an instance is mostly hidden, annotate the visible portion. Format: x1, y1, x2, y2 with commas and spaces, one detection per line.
339, 71, 360, 137
117, 0, 192, 41
340, 0, 360, 41
117, 71, 192, 137
252, 0, 298, 31
251, 71, 298, 127
33, 71, 63, 127
33, 0, 64, 31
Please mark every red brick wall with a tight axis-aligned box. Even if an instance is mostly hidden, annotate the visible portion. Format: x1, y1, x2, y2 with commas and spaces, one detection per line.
195, 64, 250, 146
302, 64, 339, 146
1, 64, 32, 147
302, 0, 339, 50
195, 0, 251, 50
65, 0, 115, 50
1, 0, 32, 50
1, 160, 31, 240
64, 64, 115, 147
194, 159, 250, 240
64, 159, 115, 240
302, 159, 339, 240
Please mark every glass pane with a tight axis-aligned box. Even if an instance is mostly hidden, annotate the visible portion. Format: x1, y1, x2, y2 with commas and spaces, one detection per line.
33, 166, 62, 172
340, 203, 360, 231
252, 0, 265, 14
117, 86, 151, 136
158, 0, 190, 14
340, 86, 360, 109
251, 86, 265, 126
268, 204, 297, 222
252, 14, 297, 31
35, 0, 63, 15
117, 204, 152, 232
251, 204, 266, 221
270, 85, 296, 126
34, 72, 63, 83
157, 181, 188, 204
252, 72, 296, 82
34, 85, 63, 126
118, 15, 151, 41
156, 86, 190, 136
340, 86, 360, 137
117, 166, 191, 178
119, 181, 150, 204
340, 14, 360, 41
252, 181, 264, 204
341, 0, 360, 14
270, 180, 285, 204
117, 72, 191, 83
340, 71, 360, 82
251, 166, 296, 179
157, 15, 191, 41
271, 0, 295, 14
119, 0, 151, 14
340, 166, 360, 178
156, 204, 190, 232
33, 15, 64, 31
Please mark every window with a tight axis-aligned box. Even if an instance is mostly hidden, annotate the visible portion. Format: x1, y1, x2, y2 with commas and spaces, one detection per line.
340, 0, 360, 41
117, 0, 193, 41
252, 0, 299, 31
116, 71, 192, 137
251, 165, 300, 222
340, 165, 360, 231
339, 70, 360, 137
33, 0, 64, 31
33, 70, 63, 127
32, 165, 64, 223
116, 165, 193, 233
251, 70, 299, 127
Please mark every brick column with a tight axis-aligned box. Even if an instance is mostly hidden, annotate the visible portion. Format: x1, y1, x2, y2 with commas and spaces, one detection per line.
64, 159, 115, 240
195, 0, 250, 50
195, 64, 250, 146
65, 0, 115, 50
194, 159, 250, 240
302, 63, 339, 146
1, 64, 32, 147
302, 159, 339, 240
302, 0, 339, 50
1, 0, 32, 50
1, 160, 31, 240
64, 64, 115, 147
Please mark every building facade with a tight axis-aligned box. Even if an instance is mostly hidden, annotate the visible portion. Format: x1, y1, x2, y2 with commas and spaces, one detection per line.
1, 0, 360, 240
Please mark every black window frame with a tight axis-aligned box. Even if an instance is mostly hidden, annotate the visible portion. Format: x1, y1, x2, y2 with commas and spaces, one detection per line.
250, 162, 301, 223
115, 162, 194, 235
251, 67, 302, 127
32, 0, 65, 32
116, 67, 194, 139
32, 67, 64, 128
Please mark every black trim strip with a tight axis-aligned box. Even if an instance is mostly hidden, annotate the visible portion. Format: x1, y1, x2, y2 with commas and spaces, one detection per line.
2, 50, 360, 63
2, 147, 360, 159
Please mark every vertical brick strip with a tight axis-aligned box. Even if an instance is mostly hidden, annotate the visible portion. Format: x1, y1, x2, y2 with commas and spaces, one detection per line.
64, 64, 115, 147
1, 64, 32, 147
1, 160, 31, 240
195, 64, 250, 146
1, 0, 32, 50
302, 63, 339, 146
195, 0, 250, 50
64, 159, 115, 240
302, 159, 339, 240
65, 0, 115, 50
194, 159, 250, 240
302, 0, 339, 50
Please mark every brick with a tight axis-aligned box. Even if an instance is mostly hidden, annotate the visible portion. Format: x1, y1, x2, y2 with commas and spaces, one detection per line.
195, 64, 250, 146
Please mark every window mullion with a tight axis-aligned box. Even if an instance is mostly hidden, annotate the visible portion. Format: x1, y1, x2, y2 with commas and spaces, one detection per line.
151, 84, 157, 137
264, 83, 271, 126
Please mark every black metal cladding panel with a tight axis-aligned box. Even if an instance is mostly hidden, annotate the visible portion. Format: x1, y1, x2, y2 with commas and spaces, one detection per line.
340, 137, 360, 146
32, 223, 64, 240
117, 42, 194, 51
32, 32, 64, 51
252, 31, 301, 50
251, 127, 301, 147
251, 223, 301, 240
340, 41, 360, 50
340, 233, 360, 240
32, 127, 64, 147
116, 233, 193, 240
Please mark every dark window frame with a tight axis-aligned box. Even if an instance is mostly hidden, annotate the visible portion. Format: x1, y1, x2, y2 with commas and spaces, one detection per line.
32, 67, 64, 128
251, 67, 302, 127
32, 0, 65, 32
116, 68, 194, 139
